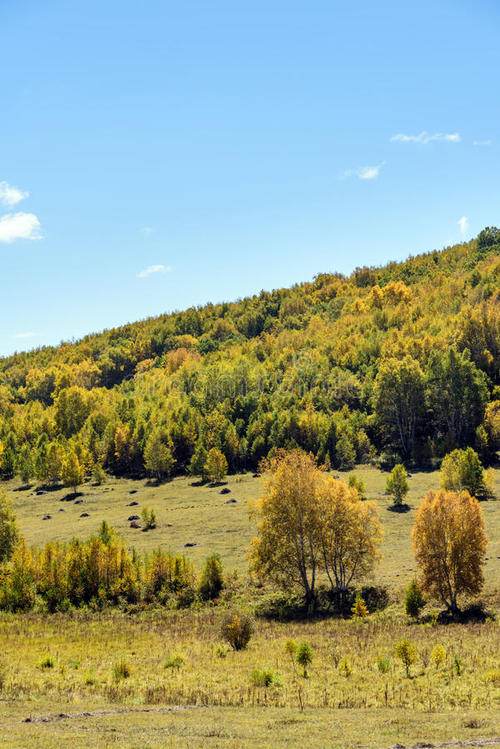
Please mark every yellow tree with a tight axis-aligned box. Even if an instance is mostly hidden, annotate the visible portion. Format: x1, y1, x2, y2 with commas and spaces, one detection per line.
316, 474, 382, 603
61, 450, 84, 495
250, 450, 321, 612
412, 489, 487, 616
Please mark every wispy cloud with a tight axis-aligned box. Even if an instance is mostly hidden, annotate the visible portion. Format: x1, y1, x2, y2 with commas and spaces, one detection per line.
473, 140, 492, 147
0, 181, 29, 207
0, 212, 42, 243
391, 132, 461, 144
340, 162, 385, 180
140, 226, 153, 235
137, 263, 172, 278
458, 216, 469, 235
13, 331, 37, 339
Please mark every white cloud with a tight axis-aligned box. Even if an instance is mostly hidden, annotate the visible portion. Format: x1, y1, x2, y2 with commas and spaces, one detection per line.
473, 140, 492, 147
13, 331, 37, 339
0, 181, 29, 207
137, 263, 172, 278
458, 216, 469, 235
341, 162, 385, 180
391, 131, 461, 144
140, 227, 153, 235
0, 212, 42, 243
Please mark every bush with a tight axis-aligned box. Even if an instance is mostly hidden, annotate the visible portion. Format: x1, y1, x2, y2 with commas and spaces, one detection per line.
386, 464, 409, 506
113, 660, 131, 680
221, 612, 254, 650
339, 658, 352, 677
296, 641, 313, 678
38, 655, 55, 670
249, 667, 279, 687
431, 645, 446, 670
199, 554, 224, 601
405, 579, 426, 620
377, 655, 392, 674
394, 638, 417, 677
351, 595, 369, 619
254, 592, 307, 621
141, 506, 156, 530
213, 643, 230, 659
360, 585, 389, 612
164, 653, 184, 669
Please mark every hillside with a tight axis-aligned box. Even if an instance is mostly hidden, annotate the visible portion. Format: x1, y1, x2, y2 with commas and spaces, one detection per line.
0, 229, 499, 482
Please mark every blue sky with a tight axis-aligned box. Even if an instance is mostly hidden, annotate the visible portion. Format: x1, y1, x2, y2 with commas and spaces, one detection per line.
1, 0, 499, 356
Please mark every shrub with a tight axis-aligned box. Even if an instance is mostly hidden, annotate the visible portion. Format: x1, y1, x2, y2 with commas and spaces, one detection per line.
360, 585, 389, 612
249, 667, 278, 687
339, 658, 352, 677
38, 655, 55, 670
351, 595, 369, 620
164, 653, 184, 669
199, 554, 224, 601
431, 644, 446, 670
394, 638, 417, 677
377, 655, 392, 674
113, 660, 131, 680
141, 506, 157, 530
220, 612, 254, 650
453, 654, 463, 676
386, 464, 409, 506
405, 579, 426, 620
348, 473, 366, 499
296, 641, 313, 678
213, 643, 230, 659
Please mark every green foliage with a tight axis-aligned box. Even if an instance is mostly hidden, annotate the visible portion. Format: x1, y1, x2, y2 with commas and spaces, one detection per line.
38, 655, 55, 670
249, 667, 278, 687
440, 447, 489, 498
141, 506, 157, 530
164, 653, 184, 669
198, 554, 224, 601
0, 492, 18, 563
348, 473, 366, 499
296, 641, 314, 678
113, 660, 131, 680
386, 464, 409, 506
405, 578, 426, 620
0, 233, 498, 488
377, 655, 392, 674
221, 612, 254, 651
205, 448, 228, 483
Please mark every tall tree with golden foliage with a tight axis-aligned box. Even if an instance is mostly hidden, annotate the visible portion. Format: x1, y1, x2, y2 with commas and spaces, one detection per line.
412, 489, 487, 616
250, 450, 382, 613
250, 450, 322, 611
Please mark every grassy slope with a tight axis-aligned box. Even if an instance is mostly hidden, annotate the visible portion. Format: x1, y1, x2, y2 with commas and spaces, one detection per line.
5, 466, 500, 587
2, 468, 499, 748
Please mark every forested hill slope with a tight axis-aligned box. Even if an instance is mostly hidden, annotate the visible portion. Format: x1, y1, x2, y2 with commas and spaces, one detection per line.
0, 228, 499, 482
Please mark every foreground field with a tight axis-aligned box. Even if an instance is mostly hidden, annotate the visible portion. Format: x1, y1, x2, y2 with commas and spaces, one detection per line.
1, 466, 499, 747
5, 466, 500, 587
0, 609, 499, 748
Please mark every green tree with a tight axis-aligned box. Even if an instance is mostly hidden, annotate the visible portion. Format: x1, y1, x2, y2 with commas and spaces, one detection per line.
144, 431, 175, 481
296, 642, 313, 678
45, 443, 63, 485
386, 464, 409, 506
16, 444, 34, 485
426, 348, 488, 448
404, 578, 426, 620
374, 356, 426, 461
394, 638, 417, 677
440, 447, 487, 498
188, 442, 208, 480
204, 448, 228, 483
0, 492, 19, 563
199, 554, 224, 600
